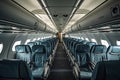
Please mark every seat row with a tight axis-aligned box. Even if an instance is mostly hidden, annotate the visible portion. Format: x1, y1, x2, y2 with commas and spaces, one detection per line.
0, 38, 57, 80
63, 37, 120, 80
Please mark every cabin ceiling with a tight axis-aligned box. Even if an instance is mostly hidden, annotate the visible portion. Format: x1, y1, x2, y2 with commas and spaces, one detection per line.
40, 0, 80, 32
12, 0, 106, 33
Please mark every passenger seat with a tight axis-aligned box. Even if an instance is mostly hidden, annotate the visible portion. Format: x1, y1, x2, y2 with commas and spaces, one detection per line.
27, 42, 37, 49
74, 44, 92, 79
90, 45, 107, 69
106, 46, 120, 60
0, 59, 34, 80
15, 45, 32, 64
31, 45, 50, 79
91, 60, 120, 80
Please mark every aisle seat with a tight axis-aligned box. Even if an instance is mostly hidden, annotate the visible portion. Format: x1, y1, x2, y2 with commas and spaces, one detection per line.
0, 59, 34, 80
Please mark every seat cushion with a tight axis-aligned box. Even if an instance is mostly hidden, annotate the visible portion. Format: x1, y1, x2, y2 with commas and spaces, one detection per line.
80, 68, 92, 79
32, 68, 44, 78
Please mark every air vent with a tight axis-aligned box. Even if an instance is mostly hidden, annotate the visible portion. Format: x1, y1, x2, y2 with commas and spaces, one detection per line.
63, 14, 68, 17
111, 5, 120, 17
53, 15, 58, 17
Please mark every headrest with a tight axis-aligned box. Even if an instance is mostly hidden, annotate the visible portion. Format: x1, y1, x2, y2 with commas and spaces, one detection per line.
76, 44, 90, 53
91, 45, 107, 54
32, 45, 46, 53
27, 42, 37, 48
15, 45, 31, 53
107, 46, 120, 54
86, 42, 96, 46
0, 59, 33, 80
41, 42, 50, 47
81, 40, 88, 44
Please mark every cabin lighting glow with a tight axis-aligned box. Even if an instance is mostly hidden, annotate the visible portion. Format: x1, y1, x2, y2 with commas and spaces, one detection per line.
32, 38, 37, 42
41, 0, 47, 7
101, 40, 109, 48
0, 43, 3, 54
25, 39, 31, 44
81, 37, 84, 40
91, 39, 97, 44
75, 0, 82, 7
37, 38, 41, 40
85, 38, 89, 41
116, 41, 120, 45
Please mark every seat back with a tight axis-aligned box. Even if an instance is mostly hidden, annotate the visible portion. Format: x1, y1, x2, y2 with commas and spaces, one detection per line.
0, 59, 33, 80
86, 42, 96, 50
71, 41, 77, 54
32, 45, 47, 67
15, 45, 32, 63
90, 45, 107, 65
27, 42, 37, 49
91, 60, 120, 80
75, 44, 90, 67
106, 46, 120, 60
41, 41, 51, 57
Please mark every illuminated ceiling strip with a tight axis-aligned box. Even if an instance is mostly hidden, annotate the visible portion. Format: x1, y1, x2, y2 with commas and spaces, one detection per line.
64, 0, 84, 32
70, 8, 76, 18
46, 8, 51, 16
39, 0, 58, 32
75, 0, 82, 7
41, 0, 47, 7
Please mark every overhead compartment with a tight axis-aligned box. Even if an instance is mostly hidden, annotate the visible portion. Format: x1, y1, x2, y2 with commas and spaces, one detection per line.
36, 21, 46, 31
71, 24, 80, 32
68, 0, 120, 33
0, 0, 53, 33
80, 0, 120, 29
44, 25, 54, 33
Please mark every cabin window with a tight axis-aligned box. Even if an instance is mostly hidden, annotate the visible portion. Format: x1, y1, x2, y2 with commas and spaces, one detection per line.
116, 41, 120, 45
25, 39, 31, 44
75, 36, 79, 39
85, 38, 89, 41
101, 40, 109, 47
37, 38, 40, 40
81, 37, 84, 40
53, 35, 56, 37
91, 39, 97, 43
12, 41, 21, 51
41, 37, 43, 40
32, 38, 37, 42
0, 43, 3, 54
77, 37, 80, 39
79, 37, 81, 39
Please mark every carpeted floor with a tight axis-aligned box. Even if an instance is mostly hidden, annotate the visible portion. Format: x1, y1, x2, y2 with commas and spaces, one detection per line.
47, 43, 75, 80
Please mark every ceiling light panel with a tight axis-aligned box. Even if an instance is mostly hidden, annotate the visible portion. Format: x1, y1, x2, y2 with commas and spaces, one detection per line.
35, 14, 57, 31
45, 0, 76, 7
65, 14, 85, 29
14, 0, 57, 32
63, 0, 106, 32
80, 0, 106, 11
13, 0, 42, 11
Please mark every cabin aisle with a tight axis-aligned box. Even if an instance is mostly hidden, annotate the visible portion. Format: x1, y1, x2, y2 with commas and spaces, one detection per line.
48, 43, 75, 80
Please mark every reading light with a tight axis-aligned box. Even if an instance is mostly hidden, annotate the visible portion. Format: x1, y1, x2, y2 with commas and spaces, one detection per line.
53, 15, 58, 17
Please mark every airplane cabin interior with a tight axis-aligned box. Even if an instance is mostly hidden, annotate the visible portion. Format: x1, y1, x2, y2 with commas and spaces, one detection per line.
0, 0, 120, 80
